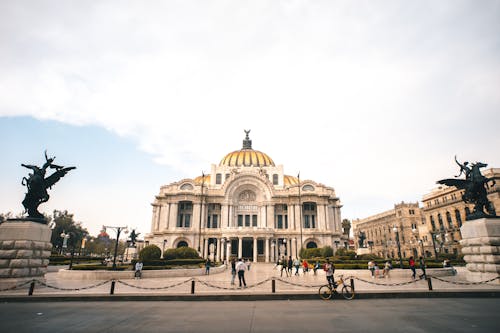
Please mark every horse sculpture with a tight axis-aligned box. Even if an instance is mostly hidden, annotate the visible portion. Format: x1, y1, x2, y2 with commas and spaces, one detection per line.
437, 157, 496, 220
21, 151, 76, 222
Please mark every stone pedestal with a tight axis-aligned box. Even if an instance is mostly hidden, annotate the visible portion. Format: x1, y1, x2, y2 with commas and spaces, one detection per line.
124, 247, 138, 262
460, 218, 500, 283
0, 220, 52, 288
356, 247, 370, 256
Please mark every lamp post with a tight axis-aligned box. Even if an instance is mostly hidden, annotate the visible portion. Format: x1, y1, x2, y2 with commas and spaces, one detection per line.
297, 172, 303, 253
367, 240, 374, 254
334, 240, 340, 254
412, 228, 425, 258
198, 171, 205, 253
283, 238, 287, 257
271, 239, 276, 263
162, 239, 168, 258
294, 237, 298, 258
60, 231, 70, 254
392, 225, 404, 269
103, 225, 129, 270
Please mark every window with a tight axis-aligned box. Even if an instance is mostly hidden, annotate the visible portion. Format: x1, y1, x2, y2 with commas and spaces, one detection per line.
275, 204, 288, 229
409, 209, 415, 215
455, 210, 462, 227
245, 215, 250, 227
430, 216, 436, 231
216, 173, 222, 184
446, 211, 453, 229
177, 201, 193, 228
180, 183, 193, 190
273, 174, 278, 185
225, 173, 230, 180
207, 204, 221, 228
302, 185, 314, 191
465, 207, 471, 218
438, 213, 444, 230
303, 202, 317, 228
252, 215, 257, 227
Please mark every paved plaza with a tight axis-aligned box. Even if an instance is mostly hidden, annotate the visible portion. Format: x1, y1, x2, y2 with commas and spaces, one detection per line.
1, 263, 499, 297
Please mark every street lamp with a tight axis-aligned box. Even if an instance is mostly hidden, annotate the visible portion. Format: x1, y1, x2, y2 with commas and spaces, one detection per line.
162, 239, 168, 258
367, 240, 374, 253
294, 237, 297, 258
412, 228, 425, 258
60, 231, 70, 254
103, 225, 129, 270
392, 225, 404, 269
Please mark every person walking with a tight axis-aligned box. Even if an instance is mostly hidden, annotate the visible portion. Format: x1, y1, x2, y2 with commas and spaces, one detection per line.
409, 256, 416, 279
280, 256, 289, 277
418, 256, 426, 279
302, 259, 309, 274
205, 259, 211, 275
383, 260, 392, 278
236, 258, 247, 288
287, 256, 293, 276
368, 260, 375, 278
230, 258, 236, 285
293, 257, 301, 276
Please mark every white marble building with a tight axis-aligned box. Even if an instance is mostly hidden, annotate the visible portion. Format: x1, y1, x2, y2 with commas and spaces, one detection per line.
145, 131, 343, 262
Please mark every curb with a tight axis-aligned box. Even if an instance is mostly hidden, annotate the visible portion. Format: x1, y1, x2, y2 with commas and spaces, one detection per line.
1, 290, 499, 302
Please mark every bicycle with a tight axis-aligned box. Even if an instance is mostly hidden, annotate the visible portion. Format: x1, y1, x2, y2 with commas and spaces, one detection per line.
318, 275, 355, 300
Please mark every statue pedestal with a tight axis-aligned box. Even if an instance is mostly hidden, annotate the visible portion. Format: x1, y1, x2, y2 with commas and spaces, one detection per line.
0, 220, 53, 289
124, 247, 138, 262
356, 248, 370, 256
460, 218, 500, 284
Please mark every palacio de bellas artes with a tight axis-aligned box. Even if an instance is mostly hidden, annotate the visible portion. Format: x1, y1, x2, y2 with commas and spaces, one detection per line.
145, 131, 345, 262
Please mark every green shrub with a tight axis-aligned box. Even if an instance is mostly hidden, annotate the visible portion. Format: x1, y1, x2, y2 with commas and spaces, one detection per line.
175, 247, 200, 259
321, 246, 334, 258
163, 248, 177, 260
139, 245, 161, 261
335, 248, 356, 258
300, 248, 322, 259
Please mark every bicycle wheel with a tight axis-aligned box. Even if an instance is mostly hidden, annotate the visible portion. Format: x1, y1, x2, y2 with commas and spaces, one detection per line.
341, 285, 355, 300
318, 285, 333, 300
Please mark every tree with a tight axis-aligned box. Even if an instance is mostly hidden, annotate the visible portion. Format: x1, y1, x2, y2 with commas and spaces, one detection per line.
50, 210, 88, 252
342, 219, 351, 236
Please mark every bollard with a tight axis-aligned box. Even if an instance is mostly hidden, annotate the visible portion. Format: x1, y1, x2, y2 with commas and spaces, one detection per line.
28, 281, 35, 296
110, 280, 116, 295
426, 277, 433, 291
350, 278, 355, 292
191, 280, 195, 294
272, 279, 276, 293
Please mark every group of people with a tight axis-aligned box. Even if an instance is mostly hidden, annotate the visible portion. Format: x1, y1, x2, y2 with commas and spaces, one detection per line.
274, 256, 320, 277
367, 260, 393, 278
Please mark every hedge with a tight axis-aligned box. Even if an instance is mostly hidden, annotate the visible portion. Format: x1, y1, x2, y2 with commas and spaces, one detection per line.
139, 245, 161, 261
163, 247, 200, 260
71, 264, 129, 271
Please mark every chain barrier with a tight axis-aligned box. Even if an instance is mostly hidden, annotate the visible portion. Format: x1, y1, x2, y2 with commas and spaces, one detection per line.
431, 275, 500, 285
196, 277, 273, 290
274, 277, 324, 288
0, 279, 35, 292
34, 279, 112, 291
116, 278, 193, 290
352, 276, 420, 287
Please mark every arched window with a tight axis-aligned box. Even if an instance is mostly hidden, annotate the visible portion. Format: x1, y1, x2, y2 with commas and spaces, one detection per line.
437, 213, 444, 231
302, 185, 314, 191
430, 216, 436, 231
180, 183, 193, 190
306, 241, 318, 248
455, 210, 462, 227
446, 211, 453, 229
177, 241, 188, 248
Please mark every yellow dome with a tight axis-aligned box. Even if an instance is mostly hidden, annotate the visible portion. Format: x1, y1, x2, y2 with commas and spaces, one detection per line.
220, 149, 275, 167
194, 174, 211, 184
284, 175, 299, 186
219, 130, 275, 167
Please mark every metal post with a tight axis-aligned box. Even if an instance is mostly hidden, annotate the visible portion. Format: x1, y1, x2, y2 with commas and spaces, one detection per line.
191, 280, 195, 294
110, 280, 116, 295
426, 277, 433, 291
272, 279, 276, 293
28, 281, 35, 296
112, 228, 122, 270
69, 246, 75, 270
394, 227, 403, 269
350, 278, 355, 292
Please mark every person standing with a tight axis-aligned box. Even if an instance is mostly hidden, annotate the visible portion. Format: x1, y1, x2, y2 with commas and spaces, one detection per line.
293, 257, 301, 276
409, 256, 416, 279
205, 259, 211, 275
368, 260, 375, 278
302, 259, 309, 274
236, 258, 247, 288
313, 260, 320, 275
230, 258, 236, 285
418, 256, 426, 279
324, 258, 336, 289
383, 260, 392, 278
134, 260, 143, 280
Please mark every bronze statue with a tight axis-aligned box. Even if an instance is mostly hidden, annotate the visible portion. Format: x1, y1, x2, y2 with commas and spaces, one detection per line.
358, 231, 366, 248
437, 156, 497, 220
21, 151, 76, 222
128, 229, 140, 247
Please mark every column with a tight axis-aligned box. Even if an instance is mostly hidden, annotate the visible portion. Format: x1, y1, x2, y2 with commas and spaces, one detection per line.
238, 237, 243, 259
228, 205, 233, 227
221, 205, 228, 229
253, 237, 258, 263
204, 238, 209, 259
165, 204, 171, 230
169, 203, 178, 229
291, 238, 297, 258
267, 204, 274, 230
288, 239, 292, 257
317, 204, 325, 231
226, 239, 232, 261
265, 237, 270, 263
217, 238, 221, 262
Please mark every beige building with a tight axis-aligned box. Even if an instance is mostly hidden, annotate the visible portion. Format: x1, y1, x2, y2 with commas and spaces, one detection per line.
145, 132, 343, 262
352, 202, 428, 260
421, 168, 500, 257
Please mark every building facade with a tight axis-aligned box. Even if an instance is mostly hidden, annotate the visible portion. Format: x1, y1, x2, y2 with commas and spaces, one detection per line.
421, 168, 500, 257
145, 132, 343, 262
352, 202, 428, 259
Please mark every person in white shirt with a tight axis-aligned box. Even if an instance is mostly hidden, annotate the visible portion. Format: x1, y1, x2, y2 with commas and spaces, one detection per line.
135, 261, 143, 279
235, 258, 247, 288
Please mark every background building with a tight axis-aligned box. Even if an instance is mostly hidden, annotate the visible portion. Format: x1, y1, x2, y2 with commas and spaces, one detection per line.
421, 168, 499, 257
145, 132, 343, 262
352, 202, 427, 259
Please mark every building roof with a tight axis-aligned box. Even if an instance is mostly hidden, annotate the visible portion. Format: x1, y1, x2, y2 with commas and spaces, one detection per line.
218, 131, 275, 167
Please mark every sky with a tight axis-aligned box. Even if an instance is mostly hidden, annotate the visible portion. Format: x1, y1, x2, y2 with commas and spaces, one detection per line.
1, 0, 499, 236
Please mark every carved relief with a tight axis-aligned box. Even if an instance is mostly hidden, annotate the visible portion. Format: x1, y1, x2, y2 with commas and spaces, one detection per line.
238, 190, 256, 202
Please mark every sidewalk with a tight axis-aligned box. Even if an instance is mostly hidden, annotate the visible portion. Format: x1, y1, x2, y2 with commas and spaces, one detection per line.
0, 263, 499, 300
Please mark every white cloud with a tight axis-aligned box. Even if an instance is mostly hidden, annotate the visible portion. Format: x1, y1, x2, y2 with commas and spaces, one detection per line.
1, 0, 499, 222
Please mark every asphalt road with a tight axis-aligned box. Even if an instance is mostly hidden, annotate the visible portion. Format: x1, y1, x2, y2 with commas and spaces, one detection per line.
0, 299, 498, 333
